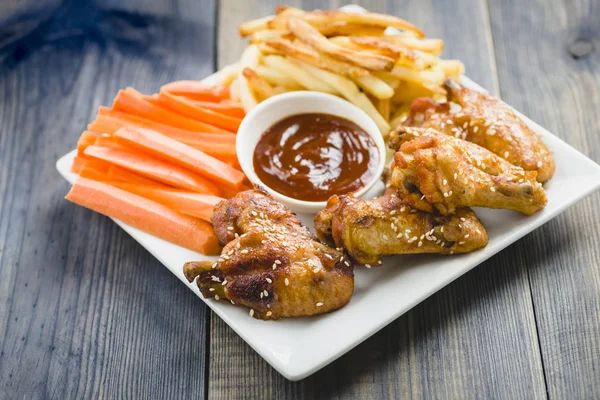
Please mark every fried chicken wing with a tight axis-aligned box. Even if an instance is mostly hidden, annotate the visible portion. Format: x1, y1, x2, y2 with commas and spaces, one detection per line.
314, 189, 488, 265
389, 127, 547, 215
403, 79, 555, 182
183, 190, 354, 320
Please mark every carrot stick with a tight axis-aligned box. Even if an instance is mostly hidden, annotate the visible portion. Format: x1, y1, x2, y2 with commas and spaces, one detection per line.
114, 127, 245, 189
190, 100, 245, 118
77, 131, 99, 154
88, 111, 237, 159
79, 162, 112, 182
111, 182, 222, 222
84, 145, 220, 194
71, 155, 90, 173
66, 177, 221, 255
106, 165, 167, 186
221, 183, 252, 199
158, 91, 243, 131
94, 135, 127, 150
113, 88, 232, 134
160, 81, 230, 102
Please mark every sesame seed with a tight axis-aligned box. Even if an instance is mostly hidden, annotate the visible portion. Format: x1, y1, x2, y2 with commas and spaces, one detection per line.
443, 179, 448, 185
344, 261, 350, 267
261, 240, 267, 244
444, 192, 450, 197
339, 256, 344, 262
420, 234, 425, 240
460, 217, 466, 222
464, 234, 470, 238
418, 241, 423, 247
378, 260, 382, 265
400, 206, 406, 212
211, 276, 220, 282
504, 151, 509, 158
406, 228, 411, 233
421, 194, 426, 200
264, 290, 269, 297
251, 211, 257, 216
473, 126, 479, 132
448, 191, 453, 196
231, 300, 235, 304
209, 288, 215, 292
397, 233, 403, 239
537, 161, 543, 168
274, 260, 281, 265
441, 227, 444, 233
240, 249, 248, 254
222, 280, 228, 285
222, 255, 230, 260
285, 278, 289, 286
490, 187, 496, 192
266, 278, 272, 283
272, 263, 277, 270
211, 263, 217, 269
249, 309, 254, 317
459, 241, 465, 245
227, 226, 234, 231
390, 210, 397, 215
266, 311, 272, 317
260, 292, 263, 298
383, 234, 389, 241
316, 302, 323, 307
325, 253, 333, 260
215, 295, 220, 300
365, 264, 371, 268
476, 229, 481, 234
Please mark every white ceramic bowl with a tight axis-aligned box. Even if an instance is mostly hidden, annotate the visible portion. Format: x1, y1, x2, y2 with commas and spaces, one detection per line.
236, 91, 387, 213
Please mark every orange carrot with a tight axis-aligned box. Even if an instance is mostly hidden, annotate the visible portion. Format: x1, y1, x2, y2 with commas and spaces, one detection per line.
106, 165, 167, 186
71, 155, 90, 173
111, 182, 222, 222
79, 162, 112, 182
94, 135, 127, 150
113, 88, 231, 134
114, 127, 245, 189
66, 177, 221, 255
221, 183, 252, 199
88, 110, 236, 159
160, 81, 230, 102
158, 91, 242, 131
190, 100, 245, 118
142, 93, 160, 106
77, 131, 98, 154
84, 145, 220, 194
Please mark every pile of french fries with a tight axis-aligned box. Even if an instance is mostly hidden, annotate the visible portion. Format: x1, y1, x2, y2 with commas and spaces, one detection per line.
225, 6, 464, 138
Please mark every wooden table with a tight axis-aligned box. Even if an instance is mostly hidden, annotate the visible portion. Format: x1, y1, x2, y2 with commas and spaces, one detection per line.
1, 0, 599, 398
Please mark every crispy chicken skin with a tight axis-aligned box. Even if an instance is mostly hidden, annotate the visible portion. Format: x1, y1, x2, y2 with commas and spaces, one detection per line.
183, 190, 354, 320
403, 79, 555, 182
389, 127, 547, 215
314, 188, 488, 265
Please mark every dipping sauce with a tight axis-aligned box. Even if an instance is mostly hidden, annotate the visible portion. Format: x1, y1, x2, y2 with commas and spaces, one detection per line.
253, 113, 379, 202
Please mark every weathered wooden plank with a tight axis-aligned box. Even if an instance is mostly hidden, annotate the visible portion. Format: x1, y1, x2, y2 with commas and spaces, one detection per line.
0, 0, 216, 398
489, 0, 600, 398
211, 1, 546, 398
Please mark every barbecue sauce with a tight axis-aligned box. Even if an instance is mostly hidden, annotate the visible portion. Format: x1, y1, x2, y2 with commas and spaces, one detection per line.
253, 113, 379, 202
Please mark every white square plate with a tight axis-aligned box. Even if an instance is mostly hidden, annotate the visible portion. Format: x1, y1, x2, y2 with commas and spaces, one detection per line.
56, 57, 600, 382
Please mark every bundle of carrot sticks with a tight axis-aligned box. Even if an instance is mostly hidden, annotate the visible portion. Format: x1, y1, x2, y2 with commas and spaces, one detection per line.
66, 81, 248, 255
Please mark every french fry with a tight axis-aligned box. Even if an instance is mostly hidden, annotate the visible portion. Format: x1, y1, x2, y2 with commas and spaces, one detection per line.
240, 15, 275, 37
256, 43, 282, 56
438, 59, 465, 77
262, 55, 337, 93
301, 11, 424, 38
387, 65, 445, 85
295, 60, 390, 134
390, 79, 446, 103
207, 63, 239, 87
376, 98, 390, 122
319, 23, 386, 37
255, 65, 303, 89
287, 17, 395, 71
266, 38, 370, 78
251, 29, 289, 44
354, 75, 394, 99
239, 45, 261, 112
349, 36, 423, 69
243, 67, 283, 100
385, 35, 444, 56
229, 78, 241, 102
390, 102, 411, 128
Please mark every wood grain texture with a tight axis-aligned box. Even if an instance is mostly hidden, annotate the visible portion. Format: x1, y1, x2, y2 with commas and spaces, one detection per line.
0, 0, 215, 398
211, 1, 546, 398
489, 0, 600, 398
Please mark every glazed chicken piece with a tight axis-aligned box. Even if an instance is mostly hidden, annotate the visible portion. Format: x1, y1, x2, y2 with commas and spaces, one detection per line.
314, 188, 488, 265
403, 79, 555, 182
389, 126, 547, 215
183, 190, 354, 320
